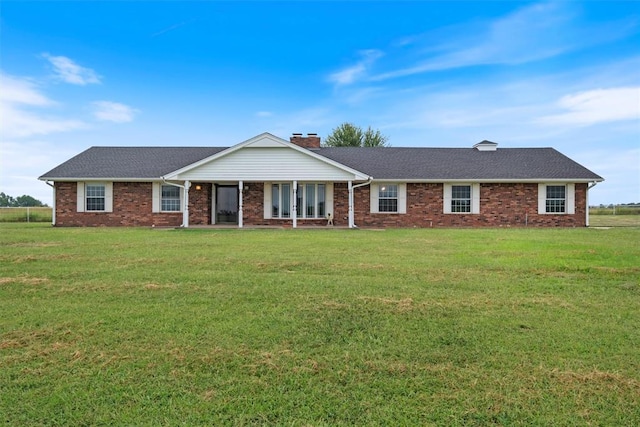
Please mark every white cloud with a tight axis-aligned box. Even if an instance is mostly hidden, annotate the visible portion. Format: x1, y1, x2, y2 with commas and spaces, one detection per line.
329, 49, 383, 86
371, 2, 638, 81
0, 73, 85, 139
537, 87, 640, 126
92, 101, 139, 123
256, 111, 273, 118
42, 53, 101, 85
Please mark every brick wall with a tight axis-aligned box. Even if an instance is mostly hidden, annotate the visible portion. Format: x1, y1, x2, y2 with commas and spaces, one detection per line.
347, 182, 587, 228
54, 181, 588, 227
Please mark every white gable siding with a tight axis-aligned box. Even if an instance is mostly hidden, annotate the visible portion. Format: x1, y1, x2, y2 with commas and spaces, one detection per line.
175, 148, 358, 181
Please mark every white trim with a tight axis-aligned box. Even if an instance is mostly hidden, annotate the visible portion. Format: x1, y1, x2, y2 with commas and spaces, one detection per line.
76, 182, 85, 212
264, 182, 272, 219
398, 183, 407, 214
325, 183, 334, 218
104, 182, 113, 213
152, 182, 161, 213
567, 183, 575, 215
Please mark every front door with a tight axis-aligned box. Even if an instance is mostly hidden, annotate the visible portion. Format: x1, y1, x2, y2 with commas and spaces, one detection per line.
215, 185, 239, 224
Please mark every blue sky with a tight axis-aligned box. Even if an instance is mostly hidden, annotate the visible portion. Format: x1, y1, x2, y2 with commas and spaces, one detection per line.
1, 0, 638, 206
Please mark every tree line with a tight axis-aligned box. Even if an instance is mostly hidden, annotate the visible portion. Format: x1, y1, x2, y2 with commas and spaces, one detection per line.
0, 192, 47, 207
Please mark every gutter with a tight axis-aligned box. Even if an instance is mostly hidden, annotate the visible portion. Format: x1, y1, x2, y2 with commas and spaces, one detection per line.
586, 181, 599, 227
348, 178, 373, 228
44, 181, 56, 226
161, 177, 191, 227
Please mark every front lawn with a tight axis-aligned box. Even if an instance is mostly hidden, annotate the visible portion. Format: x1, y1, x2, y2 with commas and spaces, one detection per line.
1, 224, 638, 425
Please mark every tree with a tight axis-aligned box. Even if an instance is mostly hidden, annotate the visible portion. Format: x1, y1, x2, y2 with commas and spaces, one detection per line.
324, 122, 389, 147
0, 192, 46, 207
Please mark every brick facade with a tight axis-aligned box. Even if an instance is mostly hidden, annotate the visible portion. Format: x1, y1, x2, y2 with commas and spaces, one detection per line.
54, 181, 588, 227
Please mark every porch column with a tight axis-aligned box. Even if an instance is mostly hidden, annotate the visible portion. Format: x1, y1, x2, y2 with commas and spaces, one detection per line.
292, 180, 297, 228
348, 180, 354, 228
238, 180, 244, 228
183, 180, 190, 228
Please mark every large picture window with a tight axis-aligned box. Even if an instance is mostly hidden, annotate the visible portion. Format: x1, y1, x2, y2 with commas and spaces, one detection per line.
161, 185, 181, 212
85, 184, 105, 211
272, 183, 291, 218
269, 183, 326, 219
297, 183, 325, 218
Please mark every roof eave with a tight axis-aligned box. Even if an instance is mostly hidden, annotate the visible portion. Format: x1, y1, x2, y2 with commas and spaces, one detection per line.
370, 178, 604, 183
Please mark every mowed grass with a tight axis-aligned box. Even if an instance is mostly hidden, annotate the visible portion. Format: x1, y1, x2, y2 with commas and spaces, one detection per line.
1, 224, 639, 426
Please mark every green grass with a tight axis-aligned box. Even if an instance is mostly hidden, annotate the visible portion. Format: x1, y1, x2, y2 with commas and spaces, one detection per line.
0, 207, 52, 223
1, 224, 639, 425
589, 214, 640, 227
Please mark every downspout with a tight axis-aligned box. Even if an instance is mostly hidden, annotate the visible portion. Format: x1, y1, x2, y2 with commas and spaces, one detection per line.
45, 181, 56, 226
349, 178, 373, 228
586, 182, 598, 227
162, 178, 191, 227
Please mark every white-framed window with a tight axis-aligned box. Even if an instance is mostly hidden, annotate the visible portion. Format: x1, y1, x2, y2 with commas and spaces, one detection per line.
297, 183, 326, 219
538, 184, 575, 214
264, 183, 332, 219
77, 182, 113, 213
161, 185, 181, 212
86, 184, 106, 211
370, 183, 406, 214
443, 183, 480, 214
152, 182, 183, 213
451, 185, 471, 213
378, 184, 399, 212
272, 183, 291, 218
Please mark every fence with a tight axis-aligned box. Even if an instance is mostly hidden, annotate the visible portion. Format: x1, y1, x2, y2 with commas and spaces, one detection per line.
0, 207, 53, 223
589, 205, 640, 227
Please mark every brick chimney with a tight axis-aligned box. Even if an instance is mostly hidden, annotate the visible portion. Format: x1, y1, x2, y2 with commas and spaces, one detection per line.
290, 133, 321, 149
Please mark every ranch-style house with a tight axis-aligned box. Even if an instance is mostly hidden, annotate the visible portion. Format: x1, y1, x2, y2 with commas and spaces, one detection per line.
39, 132, 603, 228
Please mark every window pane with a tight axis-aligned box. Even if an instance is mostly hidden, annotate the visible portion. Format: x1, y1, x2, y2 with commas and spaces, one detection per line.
546, 185, 566, 199
86, 197, 105, 211
379, 184, 398, 198
306, 184, 315, 217
272, 184, 279, 217
281, 184, 290, 218
452, 185, 471, 199
162, 186, 180, 198
451, 200, 471, 213
379, 199, 398, 212
546, 200, 566, 213
86, 185, 105, 198
297, 185, 303, 218
317, 184, 325, 217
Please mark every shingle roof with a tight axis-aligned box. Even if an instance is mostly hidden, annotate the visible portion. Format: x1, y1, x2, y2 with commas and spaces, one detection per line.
314, 147, 603, 181
39, 145, 603, 182
40, 147, 226, 179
